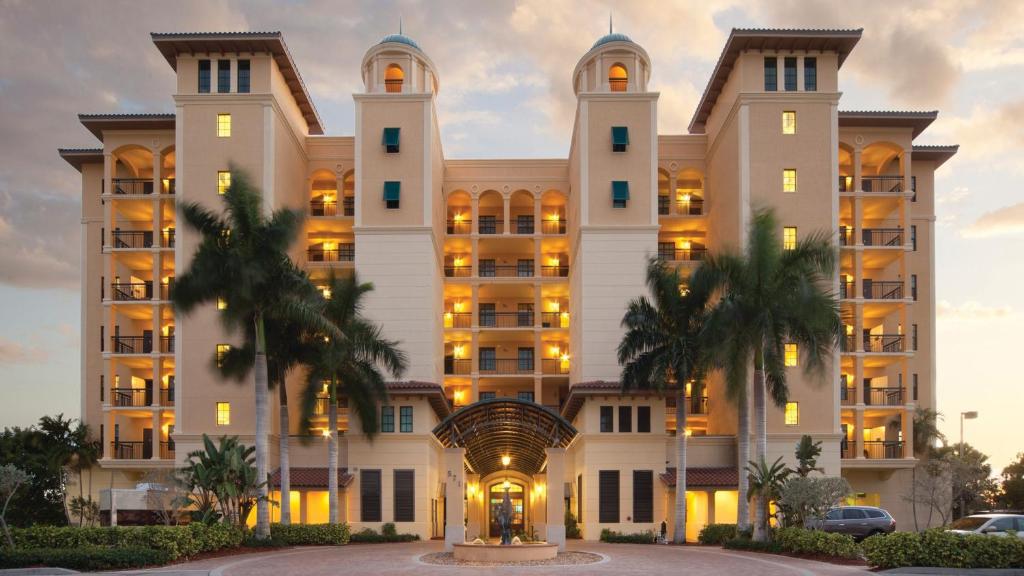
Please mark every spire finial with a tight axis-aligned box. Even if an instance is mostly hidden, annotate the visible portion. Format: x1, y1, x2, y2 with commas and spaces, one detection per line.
399, 15, 403, 35
609, 11, 613, 34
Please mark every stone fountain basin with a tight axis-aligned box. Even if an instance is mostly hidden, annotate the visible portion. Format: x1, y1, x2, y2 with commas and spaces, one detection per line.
452, 542, 558, 562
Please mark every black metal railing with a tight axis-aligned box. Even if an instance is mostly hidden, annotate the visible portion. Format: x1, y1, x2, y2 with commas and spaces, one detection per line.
839, 227, 854, 246
307, 245, 354, 262
840, 387, 856, 406
479, 312, 534, 328
111, 335, 172, 354
446, 313, 471, 329
838, 176, 852, 192
678, 198, 704, 216
864, 334, 906, 353
657, 246, 706, 262
541, 219, 567, 234
447, 220, 472, 235
863, 440, 904, 459
112, 230, 154, 249
343, 197, 354, 216
444, 266, 472, 278
840, 335, 856, 352
111, 388, 151, 407
310, 199, 337, 216
840, 282, 854, 299
841, 441, 856, 459
687, 396, 709, 415
862, 228, 903, 247
111, 441, 147, 459
513, 218, 535, 234
862, 176, 905, 193
865, 387, 904, 406
862, 281, 903, 300
477, 219, 504, 234
165, 179, 176, 195
111, 178, 154, 196
541, 312, 567, 328
159, 282, 172, 300
479, 358, 534, 375
162, 229, 175, 248
111, 282, 151, 301
541, 358, 569, 375
444, 358, 471, 375
160, 441, 175, 460
541, 265, 569, 278
658, 196, 670, 215
160, 387, 175, 406
479, 265, 534, 278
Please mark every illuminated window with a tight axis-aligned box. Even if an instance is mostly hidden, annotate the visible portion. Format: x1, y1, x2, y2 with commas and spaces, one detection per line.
783, 169, 797, 193
218, 171, 231, 195
609, 63, 628, 92
384, 64, 404, 93
784, 343, 798, 367
216, 402, 231, 426
217, 297, 227, 310
782, 111, 796, 134
217, 113, 231, 137
783, 227, 797, 250
216, 344, 231, 367
784, 402, 799, 426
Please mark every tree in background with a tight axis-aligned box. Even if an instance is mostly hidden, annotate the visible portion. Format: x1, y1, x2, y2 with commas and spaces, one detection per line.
747, 456, 792, 531
0, 464, 30, 548
179, 435, 263, 527
1000, 453, 1024, 510
938, 444, 999, 518
794, 435, 823, 477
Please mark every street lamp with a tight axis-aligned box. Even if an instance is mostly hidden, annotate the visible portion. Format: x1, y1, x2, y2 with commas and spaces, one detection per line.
958, 411, 979, 519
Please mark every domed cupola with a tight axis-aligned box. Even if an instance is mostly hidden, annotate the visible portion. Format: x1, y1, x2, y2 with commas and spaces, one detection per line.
362, 26, 439, 95
572, 21, 650, 95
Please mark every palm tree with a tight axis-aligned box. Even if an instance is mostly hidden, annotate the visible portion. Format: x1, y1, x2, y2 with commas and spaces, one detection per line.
301, 272, 408, 524
172, 168, 340, 538
702, 208, 840, 540
618, 258, 712, 544
747, 456, 791, 532
910, 408, 946, 530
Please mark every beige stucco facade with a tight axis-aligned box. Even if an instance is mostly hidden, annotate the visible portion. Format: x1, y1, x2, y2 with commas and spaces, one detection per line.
60, 27, 956, 540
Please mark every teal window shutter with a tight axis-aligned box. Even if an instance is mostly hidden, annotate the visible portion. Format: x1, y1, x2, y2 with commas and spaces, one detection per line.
382, 127, 400, 152
612, 181, 630, 203
383, 181, 401, 203
611, 126, 629, 151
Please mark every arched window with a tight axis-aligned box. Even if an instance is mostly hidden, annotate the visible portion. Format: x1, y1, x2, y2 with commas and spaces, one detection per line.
609, 63, 628, 92
385, 64, 404, 93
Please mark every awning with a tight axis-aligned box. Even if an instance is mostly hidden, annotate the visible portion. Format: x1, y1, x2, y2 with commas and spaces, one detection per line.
612, 126, 629, 149
269, 467, 354, 489
383, 181, 401, 202
659, 467, 738, 488
382, 127, 400, 151
612, 180, 630, 201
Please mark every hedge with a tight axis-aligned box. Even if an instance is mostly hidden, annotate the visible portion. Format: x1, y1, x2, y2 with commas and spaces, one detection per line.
0, 546, 172, 571
774, 527, 860, 559
863, 528, 1024, 570
349, 524, 419, 543
599, 529, 657, 544
697, 523, 737, 545
8, 523, 246, 561
270, 523, 350, 545
723, 537, 784, 554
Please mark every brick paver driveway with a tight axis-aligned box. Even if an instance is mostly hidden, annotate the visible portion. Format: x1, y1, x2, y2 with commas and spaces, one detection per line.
101, 540, 871, 576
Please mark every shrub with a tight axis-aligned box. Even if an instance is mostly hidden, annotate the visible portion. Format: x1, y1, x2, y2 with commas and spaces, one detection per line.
348, 527, 419, 543
599, 529, 657, 544
697, 523, 737, 545
862, 529, 1024, 570
723, 537, 783, 554
565, 510, 582, 539
862, 531, 922, 569
0, 546, 172, 570
270, 523, 350, 546
8, 524, 246, 561
775, 527, 859, 559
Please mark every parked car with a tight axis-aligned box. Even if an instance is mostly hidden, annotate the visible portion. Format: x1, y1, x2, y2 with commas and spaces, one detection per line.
820, 506, 896, 540
947, 514, 1024, 538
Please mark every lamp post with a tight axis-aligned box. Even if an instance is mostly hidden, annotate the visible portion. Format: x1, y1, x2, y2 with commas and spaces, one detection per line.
958, 411, 978, 519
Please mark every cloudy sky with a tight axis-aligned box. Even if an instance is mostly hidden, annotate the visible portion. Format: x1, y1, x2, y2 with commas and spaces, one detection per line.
1, 0, 1022, 473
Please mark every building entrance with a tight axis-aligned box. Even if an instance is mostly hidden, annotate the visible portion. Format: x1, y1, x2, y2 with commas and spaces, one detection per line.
488, 482, 525, 538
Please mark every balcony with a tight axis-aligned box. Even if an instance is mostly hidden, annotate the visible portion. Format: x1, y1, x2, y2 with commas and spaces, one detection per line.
678, 198, 704, 216
688, 396, 709, 415
840, 335, 856, 352
477, 219, 504, 235
111, 387, 152, 407
838, 176, 906, 194
112, 230, 154, 249
447, 219, 472, 235
160, 441, 175, 460
864, 334, 906, 353
541, 265, 569, 278
480, 311, 534, 329
162, 229, 175, 248
541, 312, 569, 328
512, 217, 535, 235
444, 358, 471, 375
310, 198, 354, 217
445, 266, 472, 278
307, 245, 354, 263
444, 312, 471, 329
864, 387, 904, 406
160, 386, 175, 406
479, 358, 534, 375
541, 219, 567, 235
111, 282, 152, 301
657, 244, 706, 262
842, 281, 904, 300
110, 335, 173, 354
541, 358, 569, 375
111, 178, 154, 196
658, 196, 670, 215
840, 386, 856, 406
839, 228, 904, 247
480, 263, 533, 278
841, 440, 905, 460
110, 440, 173, 460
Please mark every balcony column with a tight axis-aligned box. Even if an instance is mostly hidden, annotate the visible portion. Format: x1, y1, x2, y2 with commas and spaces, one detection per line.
854, 302, 864, 352
533, 194, 542, 235
152, 356, 161, 408
534, 239, 542, 278
470, 284, 479, 328
544, 447, 566, 551
103, 357, 114, 408
470, 376, 479, 404
669, 172, 679, 215
470, 335, 480, 379
502, 195, 510, 236
471, 192, 480, 234
854, 357, 864, 407
151, 410, 161, 460
104, 411, 115, 459
443, 447, 466, 551
852, 197, 863, 249
902, 408, 915, 458
103, 153, 113, 248
853, 251, 864, 301
152, 148, 162, 245
470, 237, 479, 278
900, 358, 910, 404
533, 330, 542, 377
854, 409, 864, 459
534, 377, 542, 406
853, 147, 862, 193
533, 282, 542, 329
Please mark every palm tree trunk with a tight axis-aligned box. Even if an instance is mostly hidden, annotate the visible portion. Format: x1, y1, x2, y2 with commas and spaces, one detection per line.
737, 380, 751, 532
328, 376, 339, 524
674, 390, 688, 544
753, 362, 768, 542
253, 314, 271, 539
278, 378, 291, 525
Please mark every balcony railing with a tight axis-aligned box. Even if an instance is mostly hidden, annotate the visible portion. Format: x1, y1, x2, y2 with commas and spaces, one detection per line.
479, 312, 534, 328
111, 441, 149, 459
112, 230, 154, 249
658, 196, 670, 215
839, 227, 853, 246
840, 282, 854, 299
862, 440, 905, 459
677, 198, 704, 216
445, 313, 471, 329
862, 228, 903, 247
162, 229, 175, 248
444, 358, 471, 375
308, 245, 354, 263
160, 441, 175, 460
111, 178, 154, 196
541, 219, 567, 235
841, 441, 856, 459
861, 176, 905, 193
541, 359, 569, 375
862, 281, 904, 300
657, 246, 706, 262
541, 265, 569, 278
160, 386, 175, 406
687, 396, 709, 415
840, 335, 856, 352
863, 334, 906, 353
111, 387, 151, 407
512, 218, 535, 235
838, 176, 852, 193
111, 282, 151, 301
313, 396, 346, 416
444, 266, 472, 278
541, 312, 568, 328
110, 336, 173, 354
864, 387, 904, 406
478, 220, 503, 235
480, 264, 534, 278
310, 198, 354, 217
479, 358, 534, 375
447, 220, 472, 235
840, 387, 856, 406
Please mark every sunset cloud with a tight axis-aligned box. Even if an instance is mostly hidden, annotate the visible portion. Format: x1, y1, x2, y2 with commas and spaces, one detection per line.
937, 300, 1014, 320
962, 202, 1024, 238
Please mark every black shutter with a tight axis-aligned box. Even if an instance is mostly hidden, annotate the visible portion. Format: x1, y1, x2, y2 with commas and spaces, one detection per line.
394, 469, 415, 522
637, 406, 651, 433
633, 470, 654, 523
360, 469, 382, 522
600, 406, 613, 432
599, 470, 619, 523
618, 406, 632, 432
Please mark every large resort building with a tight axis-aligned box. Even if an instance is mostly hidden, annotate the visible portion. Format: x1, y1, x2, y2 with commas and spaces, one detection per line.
60, 27, 956, 542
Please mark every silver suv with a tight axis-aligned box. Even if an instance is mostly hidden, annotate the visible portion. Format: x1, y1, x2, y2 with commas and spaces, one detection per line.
821, 506, 896, 540
948, 514, 1024, 538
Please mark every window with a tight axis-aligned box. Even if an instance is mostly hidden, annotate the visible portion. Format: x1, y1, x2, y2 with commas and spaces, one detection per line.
517, 348, 534, 372
913, 373, 919, 401
382, 127, 400, 153
782, 111, 796, 134
216, 344, 230, 367
516, 259, 534, 278
479, 303, 496, 327
599, 470, 620, 523
783, 169, 797, 193
100, 374, 104, 402
100, 325, 104, 352
479, 347, 496, 371
783, 227, 797, 250
784, 402, 799, 426
913, 324, 919, 351
383, 181, 401, 209
217, 297, 227, 310
384, 64, 404, 93
633, 470, 654, 523
804, 57, 817, 91
399, 406, 413, 433
612, 181, 629, 208
216, 402, 231, 426
637, 406, 651, 433
911, 225, 917, 251
764, 57, 778, 91
480, 391, 496, 401
989, 517, 1016, 532
825, 509, 841, 521
517, 391, 534, 403
785, 343, 798, 367
600, 406, 613, 433
381, 406, 395, 433
911, 274, 918, 300
609, 63, 628, 92
237, 60, 250, 93
842, 508, 866, 520
217, 60, 230, 93
393, 470, 415, 522
217, 171, 232, 195
611, 126, 629, 152
360, 469, 382, 522
911, 176, 918, 201
198, 59, 211, 93
784, 57, 797, 91
618, 406, 632, 433
865, 509, 884, 519
217, 113, 231, 137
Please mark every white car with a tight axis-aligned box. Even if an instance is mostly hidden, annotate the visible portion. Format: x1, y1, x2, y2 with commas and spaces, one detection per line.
947, 514, 1024, 538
